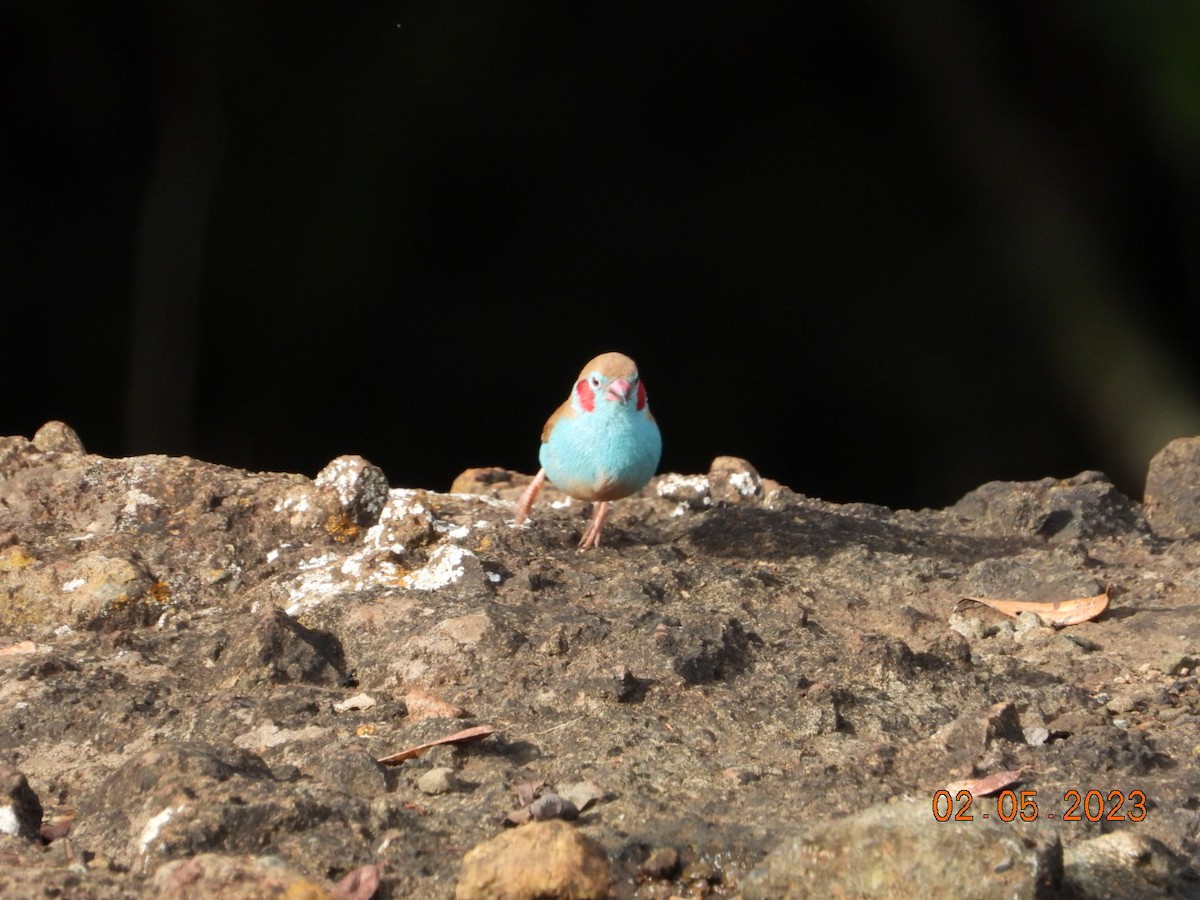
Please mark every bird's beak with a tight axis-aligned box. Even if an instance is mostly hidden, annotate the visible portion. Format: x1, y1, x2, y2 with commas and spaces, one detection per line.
605, 377, 632, 404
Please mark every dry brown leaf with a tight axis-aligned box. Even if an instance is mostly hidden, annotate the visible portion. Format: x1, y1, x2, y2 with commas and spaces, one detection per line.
956, 587, 1110, 626
946, 769, 1023, 796
331, 862, 383, 900
376, 724, 495, 765
513, 780, 544, 807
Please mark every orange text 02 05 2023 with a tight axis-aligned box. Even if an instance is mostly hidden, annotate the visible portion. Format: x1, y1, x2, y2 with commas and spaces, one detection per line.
931, 788, 1147, 823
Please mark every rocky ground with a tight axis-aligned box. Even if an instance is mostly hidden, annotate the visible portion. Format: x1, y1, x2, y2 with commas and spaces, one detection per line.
2, 422, 1200, 898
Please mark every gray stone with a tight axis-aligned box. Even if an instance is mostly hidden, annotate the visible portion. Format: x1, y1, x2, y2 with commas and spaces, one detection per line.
416, 766, 457, 795
1063, 830, 1196, 899
742, 800, 1061, 899
1144, 436, 1200, 539
953, 470, 1146, 541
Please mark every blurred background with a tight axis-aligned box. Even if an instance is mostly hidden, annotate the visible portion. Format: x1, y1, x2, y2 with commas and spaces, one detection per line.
3, 2, 1199, 510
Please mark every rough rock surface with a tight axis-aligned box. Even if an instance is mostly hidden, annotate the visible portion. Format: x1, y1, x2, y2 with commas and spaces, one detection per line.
741, 799, 1062, 898
1145, 436, 1200, 540
1, 423, 1200, 897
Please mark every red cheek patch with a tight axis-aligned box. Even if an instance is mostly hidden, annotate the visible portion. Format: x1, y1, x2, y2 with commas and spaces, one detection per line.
575, 379, 595, 412
636, 381, 647, 410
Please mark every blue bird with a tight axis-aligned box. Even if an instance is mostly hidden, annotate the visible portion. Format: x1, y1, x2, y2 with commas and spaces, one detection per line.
514, 352, 662, 549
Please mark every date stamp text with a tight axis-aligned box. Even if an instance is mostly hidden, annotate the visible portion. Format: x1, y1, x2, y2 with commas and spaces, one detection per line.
932, 789, 1147, 823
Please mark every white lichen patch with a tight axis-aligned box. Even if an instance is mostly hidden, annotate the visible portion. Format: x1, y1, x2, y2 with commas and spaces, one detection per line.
138, 805, 181, 853
363, 488, 433, 555
273, 493, 311, 514
384, 488, 427, 519
315, 455, 389, 518
62, 578, 87, 592
0, 805, 20, 837
233, 722, 329, 750
121, 489, 159, 517
657, 474, 713, 511
403, 544, 476, 591
729, 470, 760, 497
285, 568, 343, 617
297, 553, 338, 571
278, 488, 486, 613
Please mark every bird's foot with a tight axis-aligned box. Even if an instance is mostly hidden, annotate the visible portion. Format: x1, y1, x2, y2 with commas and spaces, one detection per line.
513, 468, 546, 526
577, 501, 608, 551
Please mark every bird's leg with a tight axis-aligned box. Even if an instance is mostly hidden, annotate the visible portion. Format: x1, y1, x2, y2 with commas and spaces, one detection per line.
513, 468, 546, 526
578, 500, 609, 551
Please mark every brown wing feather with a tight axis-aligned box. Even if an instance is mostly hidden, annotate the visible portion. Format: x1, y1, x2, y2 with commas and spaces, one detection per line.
540, 396, 575, 444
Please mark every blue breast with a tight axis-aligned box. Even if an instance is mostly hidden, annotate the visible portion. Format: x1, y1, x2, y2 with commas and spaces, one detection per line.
540, 404, 662, 502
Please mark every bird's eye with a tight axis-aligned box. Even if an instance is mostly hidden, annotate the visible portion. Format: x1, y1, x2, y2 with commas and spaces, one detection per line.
590, 376, 600, 388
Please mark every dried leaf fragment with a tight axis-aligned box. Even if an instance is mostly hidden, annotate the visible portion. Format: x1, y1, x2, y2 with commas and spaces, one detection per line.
331, 862, 383, 900
376, 724, 495, 765
956, 588, 1109, 626
559, 781, 605, 813
334, 693, 377, 713
404, 689, 466, 721
945, 769, 1023, 796
0, 641, 42, 657
513, 780, 545, 808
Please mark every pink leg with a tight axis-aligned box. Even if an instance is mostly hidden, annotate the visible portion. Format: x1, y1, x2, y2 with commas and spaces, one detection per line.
578, 500, 609, 551
513, 468, 546, 525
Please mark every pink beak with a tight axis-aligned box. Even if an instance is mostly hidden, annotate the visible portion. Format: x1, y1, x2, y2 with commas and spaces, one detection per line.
605, 377, 632, 404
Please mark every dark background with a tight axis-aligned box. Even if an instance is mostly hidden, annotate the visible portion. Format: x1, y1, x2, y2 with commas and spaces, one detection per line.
4, 2, 1199, 510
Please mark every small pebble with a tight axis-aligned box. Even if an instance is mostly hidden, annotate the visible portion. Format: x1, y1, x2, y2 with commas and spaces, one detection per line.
416, 767, 457, 795
529, 793, 579, 821
1023, 727, 1050, 746
559, 781, 605, 813
641, 847, 680, 879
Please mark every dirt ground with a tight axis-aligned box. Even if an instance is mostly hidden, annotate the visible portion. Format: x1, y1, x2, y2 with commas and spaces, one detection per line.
1, 424, 1198, 897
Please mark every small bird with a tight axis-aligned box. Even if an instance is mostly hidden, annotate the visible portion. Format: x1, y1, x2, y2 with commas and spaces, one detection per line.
514, 352, 662, 550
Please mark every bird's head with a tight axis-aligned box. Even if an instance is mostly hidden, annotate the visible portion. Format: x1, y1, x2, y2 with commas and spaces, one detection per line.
572, 352, 649, 414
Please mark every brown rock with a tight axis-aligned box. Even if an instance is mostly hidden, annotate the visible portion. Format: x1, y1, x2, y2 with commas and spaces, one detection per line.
32, 421, 85, 454
1144, 436, 1200, 539
455, 820, 611, 900
314, 455, 390, 526
934, 701, 1026, 752
708, 456, 763, 504
215, 607, 345, 687
151, 853, 332, 899
450, 467, 523, 496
